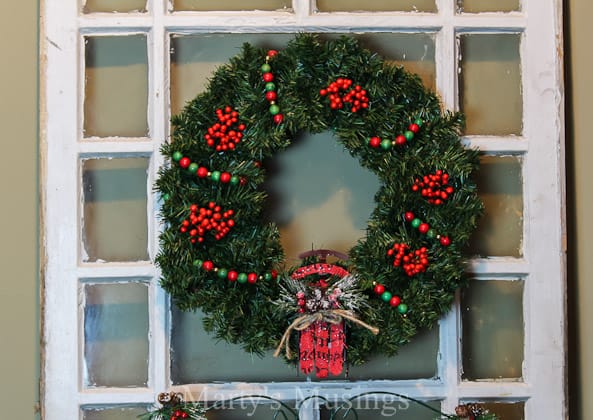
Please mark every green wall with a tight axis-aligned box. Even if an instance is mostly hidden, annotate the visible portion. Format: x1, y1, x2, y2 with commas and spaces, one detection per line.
0, 1, 590, 418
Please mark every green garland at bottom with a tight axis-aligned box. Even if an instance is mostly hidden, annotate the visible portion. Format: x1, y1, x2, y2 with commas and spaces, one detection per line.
140, 392, 499, 420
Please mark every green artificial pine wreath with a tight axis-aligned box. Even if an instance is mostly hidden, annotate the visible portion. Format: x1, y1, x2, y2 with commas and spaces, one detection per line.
156, 34, 483, 367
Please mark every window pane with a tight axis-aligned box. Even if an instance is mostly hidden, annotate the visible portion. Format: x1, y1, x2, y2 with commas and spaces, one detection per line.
83, 0, 147, 13
457, 0, 520, 13
207, 403, 296, 420
84, 282, 149, 387
82, 157, 149, 262
82, 406, 148, 419
172, 0, 291, 11
171, 308, 437, 383
459, 34, 522, 135
467, 155, 523, 257
84, 36, 148, 137
320, 399, 441, 419
461, 280, 524, 380
474, 402, 524, 420
171, 33, 435, 117
316, 0, 436, 12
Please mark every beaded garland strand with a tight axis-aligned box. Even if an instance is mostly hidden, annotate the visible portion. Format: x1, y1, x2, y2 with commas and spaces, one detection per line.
156, 34, 483, 365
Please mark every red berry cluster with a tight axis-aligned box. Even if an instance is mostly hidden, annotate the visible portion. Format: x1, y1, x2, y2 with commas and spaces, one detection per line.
262, 49, 284, 125
204, 107, 246, 152
387, 243, 429, 276
180, 202, 235, 244
319, 78, 369, 112
170, 410, 189, 420
412, 170, 454, 205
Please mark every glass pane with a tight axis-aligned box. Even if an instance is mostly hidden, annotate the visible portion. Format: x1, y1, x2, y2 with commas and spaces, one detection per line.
459, 34, 522, 135
171, 32, 435, 118
457, 0, 520, 13
84, 282, 149, 387
172, 308, 437, 383
207, 403, 296, 420
173, 0, 291, 11
475, 402, 525, 420
320, 399, 441, 419
84, 36, 148, 137
82, 406, 149, 419
461, 280, 524, 380
317, 0, 436, 13
83, 0, 146, 13
82, 157, 149, 262
467, 155, 523, 257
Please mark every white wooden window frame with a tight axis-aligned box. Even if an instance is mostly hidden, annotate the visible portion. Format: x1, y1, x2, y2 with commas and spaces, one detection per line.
41, 0, 566, 419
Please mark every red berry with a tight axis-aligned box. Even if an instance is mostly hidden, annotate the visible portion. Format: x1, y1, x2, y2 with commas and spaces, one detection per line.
265, 91, 277, 101
262, 72, 274, 82
409, 123, 420, 133
202, 260, 214, 271
267, 49, 278, 57
227, 270, 238, 282
395, 135, 407, 146
220, 172, 231, 183
369, 136, 381, 148
440, 236, 451, 246
374, 284, 385, 295
271, 269, 278, 279
179, 157, 190, 169
418, 223, 430, 234
197, 167, 209, 178
247, 273, 258, 284
273, 114, 284, 124
404, 212, 415, 222
389, 296, 401, 307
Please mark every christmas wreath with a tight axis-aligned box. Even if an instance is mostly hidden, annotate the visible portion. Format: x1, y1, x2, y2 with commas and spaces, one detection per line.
156, 34, 482, 374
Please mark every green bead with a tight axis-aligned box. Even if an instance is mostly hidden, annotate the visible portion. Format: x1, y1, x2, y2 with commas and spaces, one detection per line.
261, 63, 271, 73
414, 118, 423, 127
264, 272, 273, 281
404, 130, 415, 141
188, 163, 198, 173
237, 273, 248, 284
217, 268, 228, 279
397, 303, 408, 314
380, 139, 392, 150
427, 229, 436, 239
162, 193, 170, 201
230, 175, 240, 186
411, 218, 421, 228
265, 82, 276, 92
381, 291, 392, 302
269, 104, 280, 115
172, 151, 183, 161
193, 259, 203, 267
210, 171, 221, 182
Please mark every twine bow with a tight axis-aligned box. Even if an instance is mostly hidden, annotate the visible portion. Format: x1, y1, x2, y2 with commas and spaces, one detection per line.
273, 309, 379, 359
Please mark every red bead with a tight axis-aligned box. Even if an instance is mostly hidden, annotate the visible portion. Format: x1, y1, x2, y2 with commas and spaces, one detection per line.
440, 236, 451, 246
265, 91, 277, 101
220, 172, 231, 183
273, 114, 284, 124
197, 167, 209, 178
267, 49, 278, 58
271, 269, 278, 279
404, 212, 415, 222
374, 284, 385, 295
202, 260, 214, 271
389, 296, 401, 307
262, 72, 274, 82
247, 273, 258, 284
418, 223, 430, 234
181, 413, 189, 419
395, 135, 407, 146
227, 270, 238, 282
179, 157, 190, 169
409, 123, 420, 133
175, 410, 183, 417
369, 136, 381, 148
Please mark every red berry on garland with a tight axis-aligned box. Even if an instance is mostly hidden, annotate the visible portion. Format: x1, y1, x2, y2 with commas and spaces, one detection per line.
181, 412, 188, 419
265, 91, 277, 101
404, 212, 415, 222
227, 270, 238, 282
202, 260, 214, 271
389, 296, 401, 307
267, 49, 278, 58
273, 114, 284, 124
418, 223, 430, 234
247, 273, 258, 284
271, 269, 278, 280
220, 172, 231, 183
409, 123, 420, 133
374, 284, 385, 295
440, 236, 451, 246
179, 157, 190, 169
263, 72, 274, 82
395, 135, 406, 146
197, 166, 209, 178
369, 136, 381, 148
